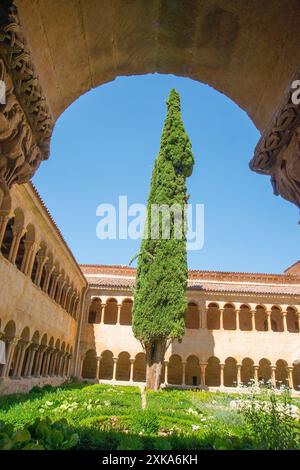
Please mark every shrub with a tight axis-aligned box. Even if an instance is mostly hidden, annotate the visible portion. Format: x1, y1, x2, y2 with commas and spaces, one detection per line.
0, 417, 78, 450
131, 409, 159, 435
242, 389, 300, 449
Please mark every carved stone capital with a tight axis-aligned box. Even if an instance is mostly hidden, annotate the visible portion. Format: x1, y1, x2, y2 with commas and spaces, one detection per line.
0, 2, 53, 192
250, 70, 300, 211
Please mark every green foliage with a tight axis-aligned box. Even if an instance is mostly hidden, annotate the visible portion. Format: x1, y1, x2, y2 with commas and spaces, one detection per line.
243, 389, 300, 449
0, 383, 299, 450
0, 417, 78, 450
131, 409, 159, 435
132, 89, 195, 345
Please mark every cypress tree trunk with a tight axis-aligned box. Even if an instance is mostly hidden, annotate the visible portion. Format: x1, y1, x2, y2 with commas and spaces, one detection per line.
132, 89, 195, 390
145, 339, 166, 390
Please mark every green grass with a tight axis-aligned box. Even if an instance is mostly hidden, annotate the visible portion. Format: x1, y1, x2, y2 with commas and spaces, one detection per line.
0, 383, 299, 450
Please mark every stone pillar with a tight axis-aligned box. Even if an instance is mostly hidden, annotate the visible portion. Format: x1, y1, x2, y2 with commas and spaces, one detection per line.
251, 310, 256, 331
100, 304, 106, 324
200, 363, 207, 387
267, 311, 272, 331
237, 363, 242, 387
26, 243, 39, 278
33, 347, 45, 377
298, 313, 300, 333
129, 359, 135, 382
67, 355, 72, 377
43, 349, 52, 376
8, 226, 23, 264
79, 355, 84, 379
96, 356, 101, 379
236, 310, 240, 331
0, 214, 10, 248
42, 264, 53, 293
164, 361, 169, 385
117, 304, 122, 325
112, 357, 118, 381
282, 311, 288, 332
23, 345, 34, 376
220, 363, 225, 387
287, 366, 294, 389
21, 240, 34, 274
254, 364, 259, 384
182, 362, 186, 386
56, 280, 64, 305
49, 272, 59, 299
271, 366, 276, 387
15, 342, 28, 378
1, 338, 18, 378
27, 345, 38, 377
34, 255, 47, 286
219, 309, 224, 330
201, 308, 207, 329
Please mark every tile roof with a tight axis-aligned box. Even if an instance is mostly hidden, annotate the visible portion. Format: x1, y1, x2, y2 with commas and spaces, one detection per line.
83, 265, 300, 297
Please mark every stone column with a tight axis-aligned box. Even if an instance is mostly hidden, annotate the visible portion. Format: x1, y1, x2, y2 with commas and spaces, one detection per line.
287, 366, 294, 389
42, 263, 53, 293
297, 313, 300, 333
23, 345, 33, 376
67, 355, 72, 377
267, 311, 272, 331
271, 366, 276, 387
117, 304, 122, 325
33, 347, 45, 377
43, 349, 52, 376
112, 357, 118, 381
164, 361, 169, 385
27, 345, 39, 377
54, 279, 63, 304
0, 214, 10, 248
96, 356, 101, 380
251, 310, 256, 331
21, 240, 34, 274
201, 308, 207, 329
182, 362, 186, 386
282, 311, 288, 332
15, 342, 28, 378
220, 363, 225, 387
26, 243, 39, 278
237, 363, 242, 387
129, 359, 135, 382
254, 364, 259, 384
100, 304, 106, 324
8, 226, 23, 264
34, 255, 47, 286
236, 310, 240, 331
219, 309, 224, 330
49, 272, 59, 299
1, 338, 18, 378
200, 363, 207, 387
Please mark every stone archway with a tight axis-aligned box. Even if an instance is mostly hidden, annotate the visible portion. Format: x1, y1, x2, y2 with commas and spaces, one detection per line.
1, 1, 300, 209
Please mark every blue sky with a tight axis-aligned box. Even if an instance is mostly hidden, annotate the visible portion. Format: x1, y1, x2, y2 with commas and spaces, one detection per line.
33, 74, 300, 273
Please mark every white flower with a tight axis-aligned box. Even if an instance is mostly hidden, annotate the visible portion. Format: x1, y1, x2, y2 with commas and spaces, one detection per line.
191, 425, 200, 431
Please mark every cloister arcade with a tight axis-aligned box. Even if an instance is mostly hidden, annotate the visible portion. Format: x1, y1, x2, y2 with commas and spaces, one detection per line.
0, 319, 73, 381
81, 349, 300, 391
86, 297, 300, 334
0, 205, 80, 319
80, 289, 300, 392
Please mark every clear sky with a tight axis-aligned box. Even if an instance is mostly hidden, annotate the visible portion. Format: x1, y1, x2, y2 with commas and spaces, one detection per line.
33, 74, 300, 274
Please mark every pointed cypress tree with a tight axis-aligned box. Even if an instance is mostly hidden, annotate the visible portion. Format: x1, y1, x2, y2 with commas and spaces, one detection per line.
132, 89, 194, 390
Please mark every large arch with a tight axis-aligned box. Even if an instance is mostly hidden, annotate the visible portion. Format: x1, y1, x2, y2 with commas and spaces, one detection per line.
16, 0, 300, 135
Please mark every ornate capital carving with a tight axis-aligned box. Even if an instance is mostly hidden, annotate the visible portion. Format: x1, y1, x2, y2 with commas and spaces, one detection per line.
0, 2, 53, 193
250, 70, 300, 210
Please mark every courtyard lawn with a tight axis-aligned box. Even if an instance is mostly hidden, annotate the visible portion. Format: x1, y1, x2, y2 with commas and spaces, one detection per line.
0, 383, 300, 450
